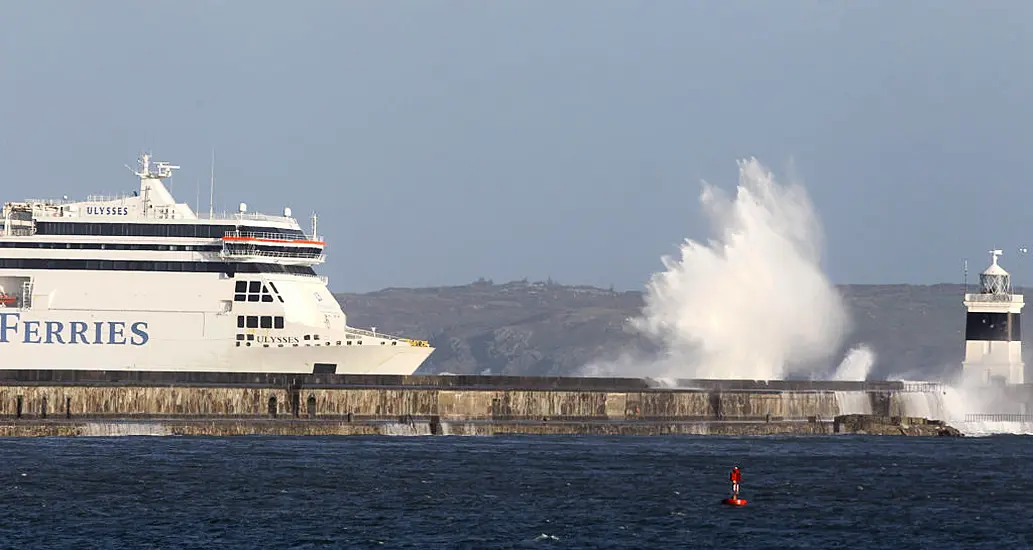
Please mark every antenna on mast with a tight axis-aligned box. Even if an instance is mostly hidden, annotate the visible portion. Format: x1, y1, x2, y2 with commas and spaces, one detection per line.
131, 153, 179, 179
129, 152, 152, 179
963, 258, 968, 293
208, 148, 216, 219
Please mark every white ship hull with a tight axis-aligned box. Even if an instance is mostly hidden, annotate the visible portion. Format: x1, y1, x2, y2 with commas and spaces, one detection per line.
0, 269, 433, 374
0, 153, 435, 375
0, 335, 435, 374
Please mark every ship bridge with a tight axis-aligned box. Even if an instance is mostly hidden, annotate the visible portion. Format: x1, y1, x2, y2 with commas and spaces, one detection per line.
221, 228, 326, 266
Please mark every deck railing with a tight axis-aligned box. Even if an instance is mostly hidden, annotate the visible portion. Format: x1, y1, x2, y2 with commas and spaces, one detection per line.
203, 211, 298, 224
964, 413, 1033, 423
223, 230, 321, 243
899, 382, 946, 393
345, 327, 430, 347
964, 294, 1023, 303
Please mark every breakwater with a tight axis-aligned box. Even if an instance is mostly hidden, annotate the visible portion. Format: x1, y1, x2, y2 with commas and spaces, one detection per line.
0, 371, 973, 436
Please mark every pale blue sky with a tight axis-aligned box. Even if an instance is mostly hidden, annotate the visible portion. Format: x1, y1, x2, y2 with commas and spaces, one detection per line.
1, 1, 1031, 292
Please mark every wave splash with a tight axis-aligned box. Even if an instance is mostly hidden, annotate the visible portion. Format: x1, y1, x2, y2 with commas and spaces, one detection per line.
583, 158, 873, 381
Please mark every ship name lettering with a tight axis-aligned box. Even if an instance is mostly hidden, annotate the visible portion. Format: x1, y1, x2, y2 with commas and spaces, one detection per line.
255, 335, 300, 344
85, 206, 130, 216
0, 313, 149, 345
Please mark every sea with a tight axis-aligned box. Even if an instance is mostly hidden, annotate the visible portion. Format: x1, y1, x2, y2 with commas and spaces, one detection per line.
0, 434, 1029, 549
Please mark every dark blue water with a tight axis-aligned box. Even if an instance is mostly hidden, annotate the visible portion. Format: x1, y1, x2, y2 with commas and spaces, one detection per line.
0, 435, 1030, 548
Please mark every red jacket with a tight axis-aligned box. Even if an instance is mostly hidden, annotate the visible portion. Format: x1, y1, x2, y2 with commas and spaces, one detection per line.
730, 469, 741, 483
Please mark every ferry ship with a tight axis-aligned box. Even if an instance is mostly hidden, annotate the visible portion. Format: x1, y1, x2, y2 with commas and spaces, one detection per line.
0, 153, 434, 374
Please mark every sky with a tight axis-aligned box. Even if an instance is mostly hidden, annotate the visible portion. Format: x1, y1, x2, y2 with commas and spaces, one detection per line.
1, 1, 1031, 293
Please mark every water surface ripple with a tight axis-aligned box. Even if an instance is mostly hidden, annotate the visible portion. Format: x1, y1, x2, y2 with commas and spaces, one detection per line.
0, 435, 1029, 548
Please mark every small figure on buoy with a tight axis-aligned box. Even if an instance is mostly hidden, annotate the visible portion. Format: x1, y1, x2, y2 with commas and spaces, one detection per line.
722, 466, 748, 506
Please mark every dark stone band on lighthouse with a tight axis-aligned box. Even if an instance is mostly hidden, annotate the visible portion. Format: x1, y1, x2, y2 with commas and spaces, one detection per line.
965, 311, 1021, 341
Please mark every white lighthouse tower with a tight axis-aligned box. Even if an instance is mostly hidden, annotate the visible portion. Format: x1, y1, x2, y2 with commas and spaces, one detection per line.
962, 249, 1024, 385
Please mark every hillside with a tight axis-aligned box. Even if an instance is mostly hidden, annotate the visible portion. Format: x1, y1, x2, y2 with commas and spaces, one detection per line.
334, 280, 993, 381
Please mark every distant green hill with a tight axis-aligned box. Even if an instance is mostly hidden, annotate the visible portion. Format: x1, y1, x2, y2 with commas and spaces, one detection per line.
334, 280, 1000, 380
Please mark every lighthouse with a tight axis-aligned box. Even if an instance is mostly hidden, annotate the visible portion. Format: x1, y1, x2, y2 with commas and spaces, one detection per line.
962, 249, 1024, 385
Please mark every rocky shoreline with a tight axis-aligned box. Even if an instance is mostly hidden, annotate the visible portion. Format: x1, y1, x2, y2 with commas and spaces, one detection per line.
833, 414, 964, 437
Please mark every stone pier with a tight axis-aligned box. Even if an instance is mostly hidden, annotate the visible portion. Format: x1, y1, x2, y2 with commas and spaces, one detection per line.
0, 371, 968, 437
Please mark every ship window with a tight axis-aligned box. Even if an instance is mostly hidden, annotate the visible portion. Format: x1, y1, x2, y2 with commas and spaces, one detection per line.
313, 335, 320, 341
0, 241, 227, 252
223, 243, 323, 257
33, 221, 244, 238
304, 335, 310, 341
246, 316, 258, 328
236, 334, 244, 341
274, 316, 284, 329
247, 334, 254, 341
0, 258, 319, 277
237, 316, 245, 328
233, 280, 289, 302
260, 316, 272, 329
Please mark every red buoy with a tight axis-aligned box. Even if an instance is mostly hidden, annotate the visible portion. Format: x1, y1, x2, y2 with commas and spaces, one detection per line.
723, 466, 747, 506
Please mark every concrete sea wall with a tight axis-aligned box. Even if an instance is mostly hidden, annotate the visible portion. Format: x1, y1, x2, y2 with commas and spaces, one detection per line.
0, 371, 968, 436
0, 385, 877, 421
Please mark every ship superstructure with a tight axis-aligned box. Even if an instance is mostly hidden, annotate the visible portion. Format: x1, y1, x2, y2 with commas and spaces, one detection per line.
0, 153, 433, 374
